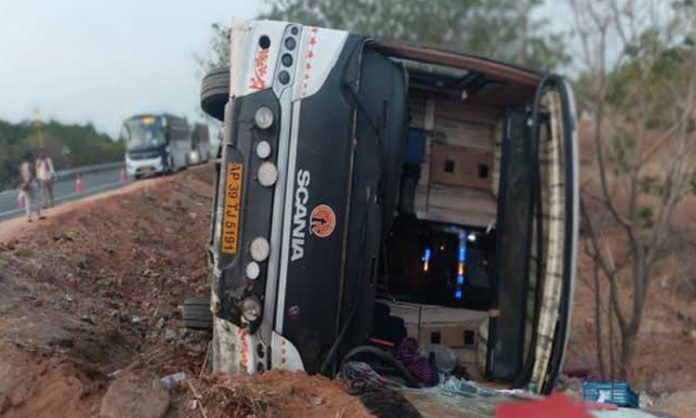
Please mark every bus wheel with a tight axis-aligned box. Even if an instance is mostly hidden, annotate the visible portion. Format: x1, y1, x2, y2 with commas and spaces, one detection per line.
183, 297, 213, 331
201, 67, 229, 122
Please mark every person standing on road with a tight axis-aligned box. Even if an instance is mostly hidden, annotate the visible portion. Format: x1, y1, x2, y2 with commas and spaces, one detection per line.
19, 153, 43, 222
36, 152, 55, 208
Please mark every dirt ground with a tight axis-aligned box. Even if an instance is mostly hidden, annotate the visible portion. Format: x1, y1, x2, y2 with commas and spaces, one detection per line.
565, 121, 696, 416
1, 162, 694, 417
0, 165, 371, 418
568, 247, 696, 390
566, 248, 696, 417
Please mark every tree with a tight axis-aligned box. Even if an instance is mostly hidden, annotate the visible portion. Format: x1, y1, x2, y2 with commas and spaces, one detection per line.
196, 23, 232, 74
202, 0, 568, 72
570, 0, 696, 378
0, 118, 124, 190
266, 0, 568, 69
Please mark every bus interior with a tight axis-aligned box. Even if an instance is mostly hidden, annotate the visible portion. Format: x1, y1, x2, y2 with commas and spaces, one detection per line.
355, 42, 569, 387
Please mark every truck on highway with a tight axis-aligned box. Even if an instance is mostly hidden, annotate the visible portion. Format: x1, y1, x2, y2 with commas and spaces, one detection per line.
121, 114, 191, 179
198, 19, 578, 394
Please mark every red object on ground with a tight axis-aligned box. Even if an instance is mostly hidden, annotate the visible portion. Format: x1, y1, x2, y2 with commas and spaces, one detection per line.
120, 167, 127, 183
75, 173, 83, 193
496, 393, 593, 418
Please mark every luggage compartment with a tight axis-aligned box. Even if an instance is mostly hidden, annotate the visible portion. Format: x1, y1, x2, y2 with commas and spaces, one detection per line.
375, 57, 560, 385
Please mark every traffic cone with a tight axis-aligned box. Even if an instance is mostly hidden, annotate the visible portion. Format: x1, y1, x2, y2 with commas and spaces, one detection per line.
75, 172, 84, 193
120, 166, 127, 183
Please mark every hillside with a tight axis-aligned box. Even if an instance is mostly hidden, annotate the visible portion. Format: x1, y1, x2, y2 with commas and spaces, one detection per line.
0, 166, 371, 418
0, 118, 124, 190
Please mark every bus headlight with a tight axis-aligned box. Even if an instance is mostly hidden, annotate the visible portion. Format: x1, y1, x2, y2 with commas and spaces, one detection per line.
256, 141, 271, 159
254, 107, 274, 129
250, 237, 270, 262
245, 261, 260, 280
257, 162, 278, 187
241, 297, 262, 322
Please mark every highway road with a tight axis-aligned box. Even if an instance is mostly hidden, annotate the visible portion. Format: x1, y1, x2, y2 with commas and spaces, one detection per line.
0, 164, 131, 221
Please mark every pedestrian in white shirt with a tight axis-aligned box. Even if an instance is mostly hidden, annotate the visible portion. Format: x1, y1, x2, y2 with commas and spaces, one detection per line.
19, 153, 43, 222
36, 151, 55, 208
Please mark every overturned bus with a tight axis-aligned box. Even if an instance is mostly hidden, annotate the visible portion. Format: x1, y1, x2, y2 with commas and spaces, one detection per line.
199, 19, 578, 394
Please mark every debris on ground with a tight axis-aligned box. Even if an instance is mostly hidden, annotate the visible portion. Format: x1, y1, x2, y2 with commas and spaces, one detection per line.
0, 164, 692, 418
0, 166, 372, 418
160, 372, 186, 390
197, 370, 372, 418
100, 370, 170, 418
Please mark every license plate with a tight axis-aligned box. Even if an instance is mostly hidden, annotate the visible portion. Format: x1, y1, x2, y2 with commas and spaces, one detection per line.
221, 163, 243, 254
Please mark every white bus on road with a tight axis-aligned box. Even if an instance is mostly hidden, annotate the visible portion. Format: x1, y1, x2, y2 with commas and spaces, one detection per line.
122, 114, 191, 179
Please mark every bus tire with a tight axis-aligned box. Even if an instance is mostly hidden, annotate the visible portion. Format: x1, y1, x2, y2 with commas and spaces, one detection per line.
201, 67, 230, 122
183, 297, 213, 331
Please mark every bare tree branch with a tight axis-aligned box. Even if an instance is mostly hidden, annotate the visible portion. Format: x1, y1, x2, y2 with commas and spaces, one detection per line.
570, 0, 695, 377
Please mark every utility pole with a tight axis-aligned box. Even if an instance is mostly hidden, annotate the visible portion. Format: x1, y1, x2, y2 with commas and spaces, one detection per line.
32, 109, 43, 150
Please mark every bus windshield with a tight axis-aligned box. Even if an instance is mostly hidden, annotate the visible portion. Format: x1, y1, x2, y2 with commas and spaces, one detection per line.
123, 116, 166, 150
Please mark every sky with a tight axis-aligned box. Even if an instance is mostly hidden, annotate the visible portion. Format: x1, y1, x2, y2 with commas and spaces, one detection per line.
0, 0, 571, 139
0, 0, 263, 137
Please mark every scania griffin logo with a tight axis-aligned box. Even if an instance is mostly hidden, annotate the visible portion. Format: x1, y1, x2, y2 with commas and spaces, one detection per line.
310, 204, 336, 238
